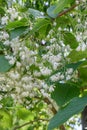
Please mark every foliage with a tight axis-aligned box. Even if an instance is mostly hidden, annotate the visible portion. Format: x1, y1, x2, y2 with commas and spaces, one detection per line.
0, 0, 87, 130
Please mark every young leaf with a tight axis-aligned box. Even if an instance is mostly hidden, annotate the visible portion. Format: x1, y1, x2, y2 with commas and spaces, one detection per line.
78, 67, 87, 82
62, 31, 79, 49
48, 95, 87, 130
68, 50, 87, 62
47, 0, 75, 18
29, 18, 51, 35
6, 18, 28, 30
0, 110, 12, 128
54, 0, 73, 14
0, 55, 12, 72
17, 107, 34, 120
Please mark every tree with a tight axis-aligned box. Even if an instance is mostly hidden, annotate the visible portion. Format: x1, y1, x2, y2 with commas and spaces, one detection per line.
0, 0, 87, 130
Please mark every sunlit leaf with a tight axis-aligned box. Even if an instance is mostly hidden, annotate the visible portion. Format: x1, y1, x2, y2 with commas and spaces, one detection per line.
68, 50, 87, 62
6, 18, 28, 30
62, 31, 79, 49
17, 107, 34, 120
54, 0, 74, 14
0, 110, 12, 128
29, 18, 51, 35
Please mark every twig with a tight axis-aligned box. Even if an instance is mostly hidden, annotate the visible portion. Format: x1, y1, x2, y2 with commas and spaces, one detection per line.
57, 4, 79, 18
13, 118, 49, 130
44, 97, 66, 130
44, 97, 57, 114
59, 125, 66, 130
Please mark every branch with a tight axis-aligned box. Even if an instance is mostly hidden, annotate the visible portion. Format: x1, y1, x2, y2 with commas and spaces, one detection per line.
44, 97, 66, 130
44, 97, 57, 114
57, 3, 80, 18
13, 118, 49, 130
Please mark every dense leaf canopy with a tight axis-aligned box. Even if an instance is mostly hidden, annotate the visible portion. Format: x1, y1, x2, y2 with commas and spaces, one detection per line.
0, 0, 87, 130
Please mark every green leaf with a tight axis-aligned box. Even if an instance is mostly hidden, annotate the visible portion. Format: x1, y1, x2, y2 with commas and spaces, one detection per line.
68, 50, 87, 62
56, 17, 70, 28
51, 82, 80, 106
48, 96, 87, 130
29, 18, 51, 35
49, 60, 84, 79
17, 107, 34, 120
1, 97, 13, 108
29, 8, 47, 18
62, 31, 79, 49
0, 7, 5, 15
0, 110, 12, 128
54, 0, 73, 14
10, 26, 28, 39
47, 0, 75, 18
66, 60, 85, 70
0, 42, 4, 53
6, 18, 28, 30
47, 5, 58, 18
78, 67, 87, 82
0, 55, 12, 72
0, 0, 7, 7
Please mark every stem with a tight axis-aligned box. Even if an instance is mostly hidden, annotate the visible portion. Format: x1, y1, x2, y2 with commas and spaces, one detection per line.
44, 97, 66, 130
44, 97, 57, 114
57, 4, 79, 18
13, 118, 49, 130
81, 106, 87, 130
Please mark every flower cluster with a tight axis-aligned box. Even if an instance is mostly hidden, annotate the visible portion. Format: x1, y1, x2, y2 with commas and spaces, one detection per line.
0, 1, 86, 109
1, 7, 18, 25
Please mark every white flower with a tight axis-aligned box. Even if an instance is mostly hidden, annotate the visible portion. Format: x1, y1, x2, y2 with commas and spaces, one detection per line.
0, 96, 2, 101
53, 22, 57, 26
49, 86, 54, 92
9, 58, 16, 65
16, 87, 21, 93
81, 43, 87, 51
67, 68, 73, 75
3, 32, 9, 39
16, 62, 21, 68
76, 45, 81, 51
77, 18, 81, 23
33, 71, 41, 77
58, 27, 62, 31
50, 73, 61, 82
44, 2, 49, 6
1, 16, 8, 25
53, 62, 61, 70
7, 7, 18, 20
50, 38, 56, 43
66, 75, 71, 80
40, 67, 52, 76
9, 72, 20, 80
21, 92, 29, 97
3, 40, 10, 46
40, 89, 49, 97
41, 40, 46, 45
0, 104, 2, 109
